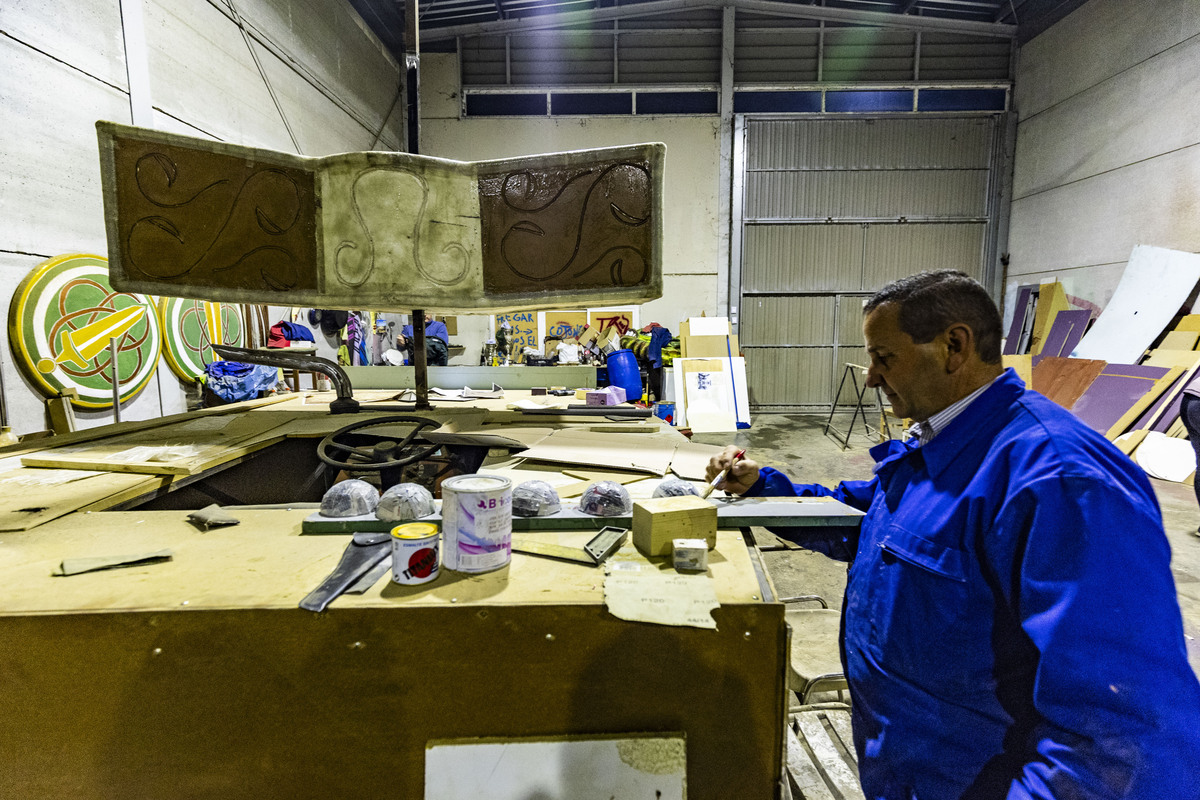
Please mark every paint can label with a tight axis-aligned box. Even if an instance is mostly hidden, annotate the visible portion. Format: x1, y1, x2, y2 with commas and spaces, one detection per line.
391, 522, 441, 585
440, 474, 512, 573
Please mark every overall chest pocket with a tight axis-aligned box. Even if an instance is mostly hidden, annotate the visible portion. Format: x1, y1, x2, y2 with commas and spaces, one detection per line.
848, 526, 989, 692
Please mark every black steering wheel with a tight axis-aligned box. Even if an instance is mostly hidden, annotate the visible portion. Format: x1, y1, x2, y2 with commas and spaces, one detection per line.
317, 415, 443, 472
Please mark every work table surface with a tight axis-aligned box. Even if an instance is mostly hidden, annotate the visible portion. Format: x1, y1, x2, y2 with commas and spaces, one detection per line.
0, 510, 766, 615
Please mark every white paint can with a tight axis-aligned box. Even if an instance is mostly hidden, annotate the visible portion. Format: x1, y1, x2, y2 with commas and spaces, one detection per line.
440, 474, 513, 573
390, 522, 441, 585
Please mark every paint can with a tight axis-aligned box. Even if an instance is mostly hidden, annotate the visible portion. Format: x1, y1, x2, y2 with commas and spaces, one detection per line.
390, 522, 441, 585
440, 474, 513, 573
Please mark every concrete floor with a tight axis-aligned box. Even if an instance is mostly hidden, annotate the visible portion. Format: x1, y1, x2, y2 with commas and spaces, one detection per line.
691, 412, 1200, 677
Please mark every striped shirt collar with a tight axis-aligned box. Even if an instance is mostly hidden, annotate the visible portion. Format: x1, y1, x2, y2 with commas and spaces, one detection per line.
906, 373, 1005, 446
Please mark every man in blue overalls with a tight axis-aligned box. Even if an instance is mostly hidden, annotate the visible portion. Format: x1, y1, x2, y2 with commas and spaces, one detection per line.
709, 270, 1200, 799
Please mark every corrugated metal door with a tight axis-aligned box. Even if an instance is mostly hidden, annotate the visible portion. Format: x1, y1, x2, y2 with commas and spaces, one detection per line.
737, 116, 1000, 410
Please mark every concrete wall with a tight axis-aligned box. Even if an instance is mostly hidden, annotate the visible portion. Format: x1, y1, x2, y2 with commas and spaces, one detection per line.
419, 52, 723, 360
0, 0, 402, 435
1007, 0, 1200, 315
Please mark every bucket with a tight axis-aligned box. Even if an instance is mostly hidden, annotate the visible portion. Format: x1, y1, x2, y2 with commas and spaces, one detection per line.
606, 349, 642, 403
441, 474, 513, 573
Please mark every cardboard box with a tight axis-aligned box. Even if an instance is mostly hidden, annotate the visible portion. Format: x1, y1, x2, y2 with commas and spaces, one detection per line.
632, 496, 718, 557
680, 334, 739, 359
678, 317, 731, 338
586, 386, 627, 405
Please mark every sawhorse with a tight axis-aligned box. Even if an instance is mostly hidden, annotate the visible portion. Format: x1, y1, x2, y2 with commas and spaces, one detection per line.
824, 363, 889, 450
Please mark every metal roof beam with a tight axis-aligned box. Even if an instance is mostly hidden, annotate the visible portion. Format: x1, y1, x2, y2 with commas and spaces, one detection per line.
420, 0, 1017, 41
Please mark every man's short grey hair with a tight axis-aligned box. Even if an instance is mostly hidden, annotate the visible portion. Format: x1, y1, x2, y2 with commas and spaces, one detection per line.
864, 270, 1003, 364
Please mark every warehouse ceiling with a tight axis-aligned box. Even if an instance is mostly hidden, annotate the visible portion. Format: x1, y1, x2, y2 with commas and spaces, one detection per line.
349, 0, 1092, 59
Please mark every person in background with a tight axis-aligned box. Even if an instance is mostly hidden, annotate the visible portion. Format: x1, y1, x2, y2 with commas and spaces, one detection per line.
1179, 385, 1200, 537
397, 317, 449, 366
708, 270, 1200, 799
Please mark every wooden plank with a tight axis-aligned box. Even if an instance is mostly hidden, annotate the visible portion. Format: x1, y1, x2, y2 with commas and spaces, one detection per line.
795, 713, 865, 800
1104, 366, 1183, 439
1031, 357, 1106, 409
1029, 282, 1069, 356
1142, 350, 1200, 368
1002, 354, 1033, 389
1160, 330, 1200, 350
1141, 359, 1200, 432
1114, 428, 1149, 457
19, 414, 299, 476
0, 394, 293, 458
785, 725, 837, 800
0, 469, 163, 532
825, 709, 856, 757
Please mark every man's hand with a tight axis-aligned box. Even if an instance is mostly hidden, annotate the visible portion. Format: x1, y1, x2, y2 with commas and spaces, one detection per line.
705, 445, 760, 495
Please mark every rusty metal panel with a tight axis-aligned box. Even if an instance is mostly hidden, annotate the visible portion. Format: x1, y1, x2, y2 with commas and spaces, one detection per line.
97, 122, 664, 312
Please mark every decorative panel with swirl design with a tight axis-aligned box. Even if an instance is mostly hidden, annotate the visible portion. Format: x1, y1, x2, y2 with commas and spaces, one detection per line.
478, 160, 655, 295
98, 123, 664, 313
108, 135, 319, 294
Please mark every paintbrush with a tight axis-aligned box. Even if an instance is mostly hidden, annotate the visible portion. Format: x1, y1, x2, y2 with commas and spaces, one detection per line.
702, 449, 746, 499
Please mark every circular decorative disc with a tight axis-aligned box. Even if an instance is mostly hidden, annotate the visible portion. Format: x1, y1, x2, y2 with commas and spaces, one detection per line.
8, 254, 162, 409
158, 297, 246, 382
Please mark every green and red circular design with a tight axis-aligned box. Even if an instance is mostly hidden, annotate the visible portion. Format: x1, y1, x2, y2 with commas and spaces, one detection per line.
8, 254, 162, 409
158, 297, 245, 382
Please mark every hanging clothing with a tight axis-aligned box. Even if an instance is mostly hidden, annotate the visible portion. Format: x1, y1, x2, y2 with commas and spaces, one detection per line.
267, 321, 315, 348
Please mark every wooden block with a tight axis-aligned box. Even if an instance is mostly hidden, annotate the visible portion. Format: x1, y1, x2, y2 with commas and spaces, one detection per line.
1174, 315, 1200, 332
1160, 330, 1200, 350
632, 496, 717, 557
672, 539, 708, 572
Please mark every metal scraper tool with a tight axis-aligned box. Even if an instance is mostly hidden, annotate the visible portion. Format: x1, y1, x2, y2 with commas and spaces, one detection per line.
299, 532, 391, 612
511, 526, 628, 566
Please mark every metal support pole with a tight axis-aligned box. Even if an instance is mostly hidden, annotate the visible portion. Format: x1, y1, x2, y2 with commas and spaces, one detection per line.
404, 2, 432, 413
412, 310, 431, 411
110, 338, 122, 424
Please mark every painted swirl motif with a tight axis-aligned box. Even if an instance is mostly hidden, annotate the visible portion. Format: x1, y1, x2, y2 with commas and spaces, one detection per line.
480, 160, 652, 294
335, 167, 470, 289
115, 140, 318, 292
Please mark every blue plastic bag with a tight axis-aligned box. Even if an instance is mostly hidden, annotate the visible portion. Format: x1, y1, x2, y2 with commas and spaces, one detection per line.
203, 361, 280, 402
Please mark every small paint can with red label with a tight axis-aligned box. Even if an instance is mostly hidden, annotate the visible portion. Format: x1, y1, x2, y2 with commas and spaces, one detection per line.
390, 522, 441, 585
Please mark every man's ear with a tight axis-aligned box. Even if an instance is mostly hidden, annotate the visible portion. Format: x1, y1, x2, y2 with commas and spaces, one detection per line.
944, 323, 973, 372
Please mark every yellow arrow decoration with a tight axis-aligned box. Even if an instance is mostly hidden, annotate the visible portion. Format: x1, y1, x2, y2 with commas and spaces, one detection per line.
36, 305, 147, 373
